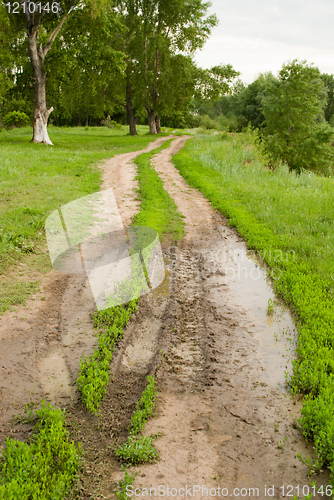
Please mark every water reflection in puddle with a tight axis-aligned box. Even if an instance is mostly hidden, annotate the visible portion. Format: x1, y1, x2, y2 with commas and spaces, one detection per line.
204, 228, 297, 391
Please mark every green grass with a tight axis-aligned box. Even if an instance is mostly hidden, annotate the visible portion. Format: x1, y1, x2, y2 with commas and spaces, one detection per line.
0, 401, 81, 499
77, 300, 139, 413
133, 139, 185, 242
0, 125, 168, 313
173, 129, 334, 481
115, 376, 159, 465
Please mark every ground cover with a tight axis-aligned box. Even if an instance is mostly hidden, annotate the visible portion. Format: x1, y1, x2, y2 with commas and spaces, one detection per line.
0, 402, 80, 499
0, 126, 168, 313
133, 139, 185, 241
173, 130, 334, 480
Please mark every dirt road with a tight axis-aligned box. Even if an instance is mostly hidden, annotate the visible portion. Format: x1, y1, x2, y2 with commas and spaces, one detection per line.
0, 136, 331, 499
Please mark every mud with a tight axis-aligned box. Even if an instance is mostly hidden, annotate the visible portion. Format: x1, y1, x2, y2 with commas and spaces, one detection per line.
0, 136, 331, 499
0, 137, 171, 448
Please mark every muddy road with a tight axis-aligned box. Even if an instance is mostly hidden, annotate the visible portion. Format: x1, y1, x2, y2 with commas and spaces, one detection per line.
0, 136, 331, 499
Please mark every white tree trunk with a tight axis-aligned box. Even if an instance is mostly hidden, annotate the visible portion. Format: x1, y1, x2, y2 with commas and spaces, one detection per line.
33, 107, 54, 145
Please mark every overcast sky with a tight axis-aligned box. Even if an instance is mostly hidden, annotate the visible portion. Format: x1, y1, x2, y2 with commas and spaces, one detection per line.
194, 0, 334, 83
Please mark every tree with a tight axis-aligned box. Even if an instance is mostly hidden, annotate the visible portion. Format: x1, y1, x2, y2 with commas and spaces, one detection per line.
114, 0, 218, 134
321, 73, 334, 125
0, 9, 15, 118
4, 0, 84, 144
262, 60, 333, 174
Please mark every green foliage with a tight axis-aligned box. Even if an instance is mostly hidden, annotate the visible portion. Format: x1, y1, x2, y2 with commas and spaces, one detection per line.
101, 116, 122, 129
115, 376, 159, 465
77, 300, 138, 413
116, 469, 135, 500
262, 59, 334, 174
115, 435, 159, 464
173, 131, 334, 480
3, 111, 30, 129
321, 73, 334, 124
133, 140, 185, 242
129, 376, 157, 435
0, 401, 80, 499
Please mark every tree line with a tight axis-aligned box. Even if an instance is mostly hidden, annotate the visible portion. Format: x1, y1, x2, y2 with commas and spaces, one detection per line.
198, 60, 334, 174
0, 0, 239, 143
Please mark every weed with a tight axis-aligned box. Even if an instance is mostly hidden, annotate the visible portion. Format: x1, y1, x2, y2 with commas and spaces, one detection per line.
115, 469, 136, 500
267, 298, 275, 315
114, 376, 159, 465
276, 436, 288, 449
133, 140, 185, 242
77, 300, 138, 413
0, 401, 80, 499
115, 435, 159, 464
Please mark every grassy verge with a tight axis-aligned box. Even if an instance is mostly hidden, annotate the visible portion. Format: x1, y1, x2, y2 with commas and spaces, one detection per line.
0, 126, 168, 313
115, 376, 159, 465
0, 402, 80, 499
173, 130, 334, 480
133, 139, 185, 241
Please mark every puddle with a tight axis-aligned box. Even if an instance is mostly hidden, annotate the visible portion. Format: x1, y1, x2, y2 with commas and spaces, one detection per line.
203, 228, 298, 391
151, 266, 171, 300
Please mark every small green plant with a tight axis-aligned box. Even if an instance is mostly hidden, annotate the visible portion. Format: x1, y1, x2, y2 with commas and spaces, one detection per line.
276, 436, 288, 449
297, 453, 323, 477
267, 298, 275, 315
77, 300, 138, 413
115, 468, 136, 500
114, 376, 159, 465
0, 401, 80, 499
129, 376, 157, 435
115, 435, 159, 464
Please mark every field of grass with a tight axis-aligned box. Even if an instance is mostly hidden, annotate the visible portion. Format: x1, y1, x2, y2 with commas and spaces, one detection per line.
0, 125, 168, 313
173, 130, 334, 480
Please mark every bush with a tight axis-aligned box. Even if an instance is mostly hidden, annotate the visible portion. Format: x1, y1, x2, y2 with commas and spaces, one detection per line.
3, 111, 30, 129
100, 115, 122, 129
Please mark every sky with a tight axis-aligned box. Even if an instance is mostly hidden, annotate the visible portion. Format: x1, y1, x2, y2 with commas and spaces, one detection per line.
194, 0, 334, 84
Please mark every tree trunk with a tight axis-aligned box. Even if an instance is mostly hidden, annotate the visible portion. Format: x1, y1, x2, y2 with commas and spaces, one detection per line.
126, 82, 137, 135
28, 29, 53, 145
146, 104, 157, 134
155, 115, 161, 133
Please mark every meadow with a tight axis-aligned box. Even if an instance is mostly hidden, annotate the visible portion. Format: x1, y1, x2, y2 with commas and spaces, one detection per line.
0, 125, 168, 312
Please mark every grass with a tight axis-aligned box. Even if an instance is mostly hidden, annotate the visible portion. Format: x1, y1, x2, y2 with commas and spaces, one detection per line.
0, 125, 168, 313
77, 300, 138, 413
0, 401, 81, 499
173, 129, 334, 481
115, 376, 159, 465
77, 135, 185, 413
133, 139, 185, 241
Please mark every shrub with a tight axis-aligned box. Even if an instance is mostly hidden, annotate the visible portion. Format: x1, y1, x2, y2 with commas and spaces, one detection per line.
3, 111, 30, 129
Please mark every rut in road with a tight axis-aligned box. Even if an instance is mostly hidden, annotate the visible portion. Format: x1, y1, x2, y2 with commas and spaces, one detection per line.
106, 136, 331, 498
